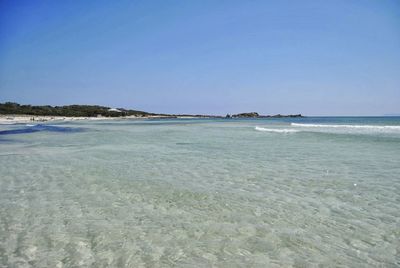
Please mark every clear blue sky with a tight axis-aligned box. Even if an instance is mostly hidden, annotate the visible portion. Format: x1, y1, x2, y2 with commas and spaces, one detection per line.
1, 0, 399, 115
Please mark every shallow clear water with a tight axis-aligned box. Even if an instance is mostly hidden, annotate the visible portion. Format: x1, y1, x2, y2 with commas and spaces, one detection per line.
1, 117, 399, 267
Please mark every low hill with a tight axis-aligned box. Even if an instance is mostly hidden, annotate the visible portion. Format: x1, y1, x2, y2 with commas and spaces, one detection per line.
0, 102, 152, 117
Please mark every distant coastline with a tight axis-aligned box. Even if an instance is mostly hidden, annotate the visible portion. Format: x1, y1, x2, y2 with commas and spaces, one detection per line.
0, 102, 303, 124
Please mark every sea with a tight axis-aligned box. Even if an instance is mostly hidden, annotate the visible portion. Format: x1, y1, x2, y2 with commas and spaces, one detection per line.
0, 117, 399, 267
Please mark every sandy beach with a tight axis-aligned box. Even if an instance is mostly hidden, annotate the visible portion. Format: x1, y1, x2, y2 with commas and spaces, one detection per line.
0, 114, 184, 124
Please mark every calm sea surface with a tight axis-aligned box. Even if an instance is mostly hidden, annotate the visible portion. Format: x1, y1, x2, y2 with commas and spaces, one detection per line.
0, 117, 399, 267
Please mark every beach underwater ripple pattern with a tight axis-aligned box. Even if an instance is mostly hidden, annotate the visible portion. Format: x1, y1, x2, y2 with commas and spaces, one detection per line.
0, 117, 400, 267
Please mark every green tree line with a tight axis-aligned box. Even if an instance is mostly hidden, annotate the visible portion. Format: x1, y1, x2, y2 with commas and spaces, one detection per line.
0, 102, 153, 117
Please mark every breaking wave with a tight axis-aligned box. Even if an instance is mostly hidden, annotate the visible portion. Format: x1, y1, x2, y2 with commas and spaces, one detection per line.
255, 126, 300, 133
255, 123, 400, 136
291, 123, 400, 130
290, 123, 400, 135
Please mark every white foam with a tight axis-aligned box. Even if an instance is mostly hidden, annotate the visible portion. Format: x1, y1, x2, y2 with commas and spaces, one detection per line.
291, 123, 400, 130
255, 126, 300, 133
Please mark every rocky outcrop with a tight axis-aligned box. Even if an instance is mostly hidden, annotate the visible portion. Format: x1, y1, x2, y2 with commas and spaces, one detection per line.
262, 114, 303, 118
232, 112, 259, 118
230, 112, 303, 118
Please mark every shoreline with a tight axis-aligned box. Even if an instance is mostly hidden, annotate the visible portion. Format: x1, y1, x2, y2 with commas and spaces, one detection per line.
0, 114, 305, 125
0, 103, 304, 124
0, 114, 192, 125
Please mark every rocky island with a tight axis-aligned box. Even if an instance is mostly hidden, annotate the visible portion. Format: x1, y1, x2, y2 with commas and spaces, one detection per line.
227, 112, 303, 118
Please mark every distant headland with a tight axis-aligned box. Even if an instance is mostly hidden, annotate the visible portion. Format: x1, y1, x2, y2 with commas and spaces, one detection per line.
226, 112, 302, 118
0, 102, 303, 123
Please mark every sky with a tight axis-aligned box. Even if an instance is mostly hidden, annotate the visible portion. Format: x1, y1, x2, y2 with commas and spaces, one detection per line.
0, 0, 399, 115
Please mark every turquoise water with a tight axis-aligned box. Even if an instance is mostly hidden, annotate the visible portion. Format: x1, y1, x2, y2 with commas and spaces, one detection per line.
1, 117, 399, 267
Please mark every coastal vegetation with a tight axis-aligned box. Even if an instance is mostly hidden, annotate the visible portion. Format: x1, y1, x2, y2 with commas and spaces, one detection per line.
0, 102, 303, 118
0, 102, 152, 117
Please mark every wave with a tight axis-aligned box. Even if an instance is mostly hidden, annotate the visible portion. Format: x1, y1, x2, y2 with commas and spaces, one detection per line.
255, 126, 300, 133
291, 123, 400, 130
255, 123, 400, 136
